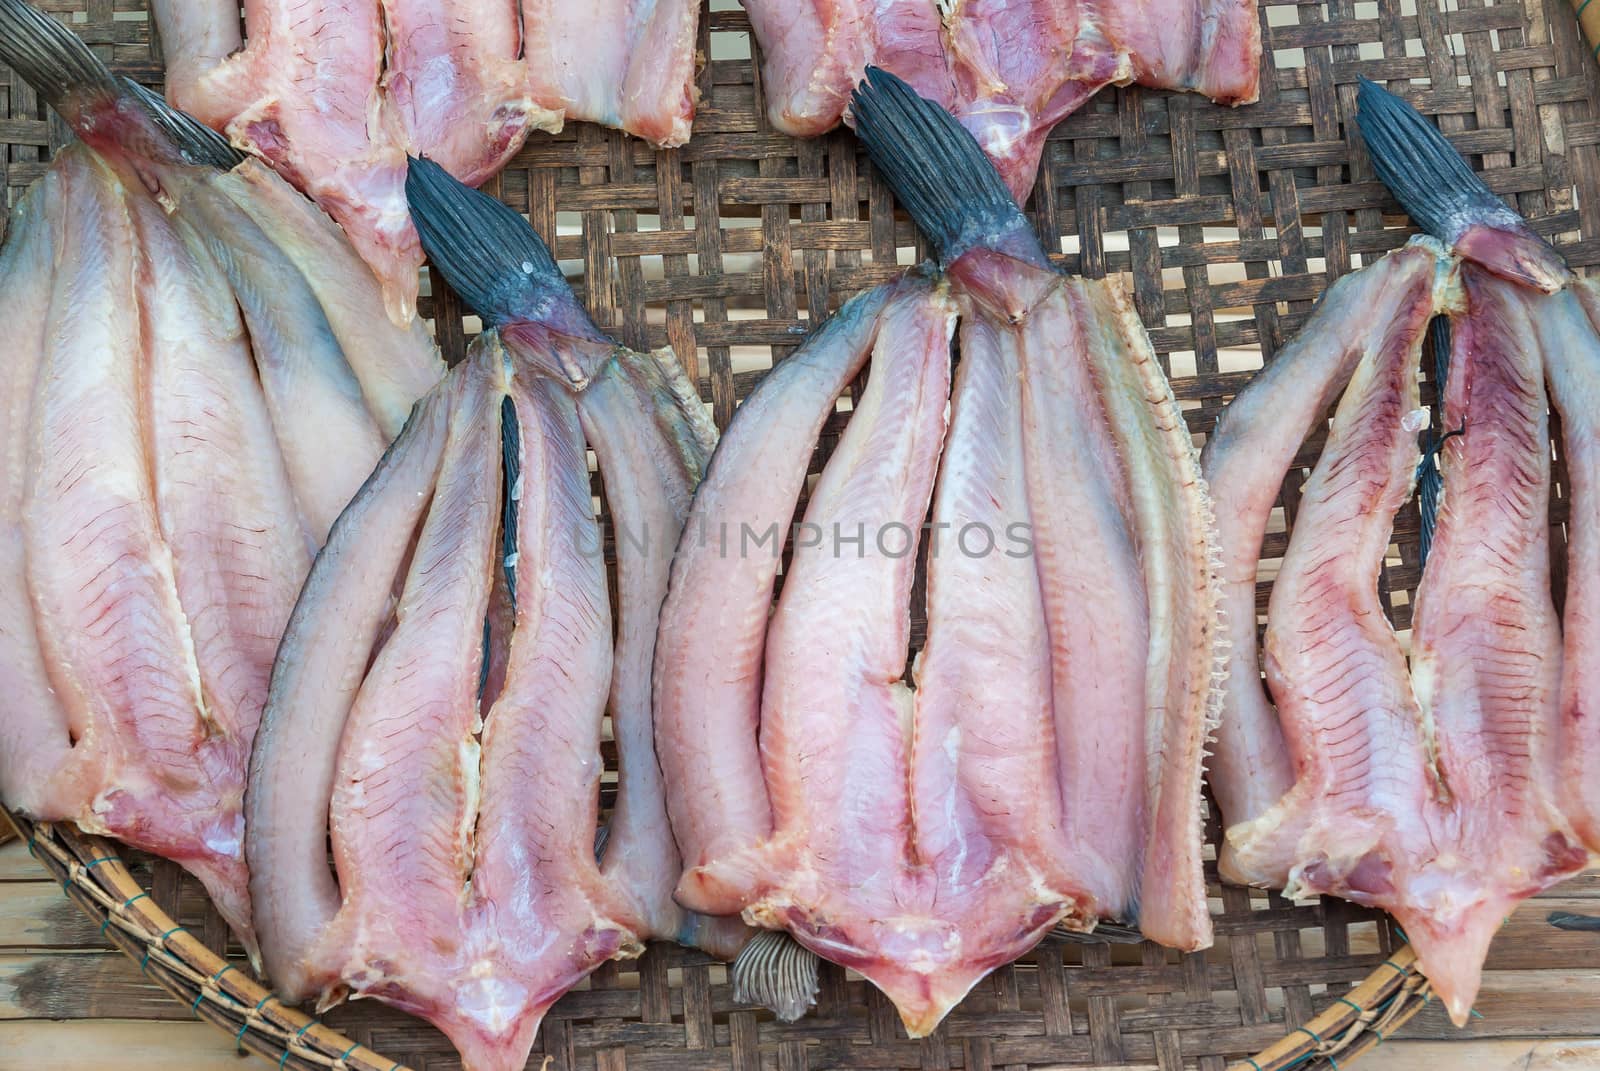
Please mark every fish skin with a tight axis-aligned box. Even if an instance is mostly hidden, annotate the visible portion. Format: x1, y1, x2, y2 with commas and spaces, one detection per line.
0, 159, 82, 818
1201, 240, 1447, 872
172, 184, 392, 544
1547, 277, 1600, 852
656, 280, 902, 914
210, 160, 444, 438
248, 383, 454, 1000
575, 344, 740, 953
1402, 266, 1588, 1024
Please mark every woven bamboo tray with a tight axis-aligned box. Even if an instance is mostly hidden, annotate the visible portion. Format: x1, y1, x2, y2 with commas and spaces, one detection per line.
3, 1, 1598, 1069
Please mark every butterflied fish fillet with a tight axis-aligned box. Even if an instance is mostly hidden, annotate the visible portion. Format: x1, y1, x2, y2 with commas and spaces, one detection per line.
657, 69, 1219, 1035
740, 0, 1259, 197
0, 0, 440, 961
1199, 79, 1595, 1026
247, 157, 742, 1071
853, 67, 1220, 958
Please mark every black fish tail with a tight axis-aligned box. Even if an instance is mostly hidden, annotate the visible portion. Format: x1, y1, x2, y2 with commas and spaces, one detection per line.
1415, 315, 1452, 566
405, 155, 596, 334
848, 66, 1039, 266
0, 0, 239, 171
121, 78, 244, 170
0, 0, 118, 114
1355, 78, 1568, 291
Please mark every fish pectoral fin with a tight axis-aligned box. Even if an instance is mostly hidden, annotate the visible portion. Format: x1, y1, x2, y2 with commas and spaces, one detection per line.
730, 929, 821, 1023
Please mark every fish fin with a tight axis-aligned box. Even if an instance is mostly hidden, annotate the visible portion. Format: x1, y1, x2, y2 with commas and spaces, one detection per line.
848, 66, 1037, 265
500, 393, 520, 607
731, 930, 820, 1022
1415, 315, 1451, 565
1355, 78, 1568, 292
1548, 911, 1600, 932
120, 78, 244, 170
405, 155, 592, 332
0, 0, 118, 114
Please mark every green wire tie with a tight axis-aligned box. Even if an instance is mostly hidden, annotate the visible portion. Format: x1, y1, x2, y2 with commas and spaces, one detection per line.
238, 994, 275, 1051
140, 928, 179, 972
338, 1042, 360, 1066
84, 855, 118, 868
279, 1022, 316, 1070
1243, 1058, 1264, 1071
1381, 959, 1409, 976
122, 892, 150, 910
1296, 1026, 1323, 1046
191, 989, 207, 1017
1335, 996, 1363, 1015
1581, 0, 1595, 18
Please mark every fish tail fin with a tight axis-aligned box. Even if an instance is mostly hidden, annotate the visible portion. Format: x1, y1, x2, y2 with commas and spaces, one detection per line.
848, 66, 1038, 265
405, 154, 594, 334
0, 0, 119, 117
1355, 78, 1568, 292
120, 78, 244, 170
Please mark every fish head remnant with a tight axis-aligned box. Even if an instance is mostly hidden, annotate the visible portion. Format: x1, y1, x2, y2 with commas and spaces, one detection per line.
1355, 78, 1570, 293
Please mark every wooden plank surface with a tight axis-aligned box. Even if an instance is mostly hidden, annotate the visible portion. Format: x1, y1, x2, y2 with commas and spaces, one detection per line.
0, 840, 1595, 1069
